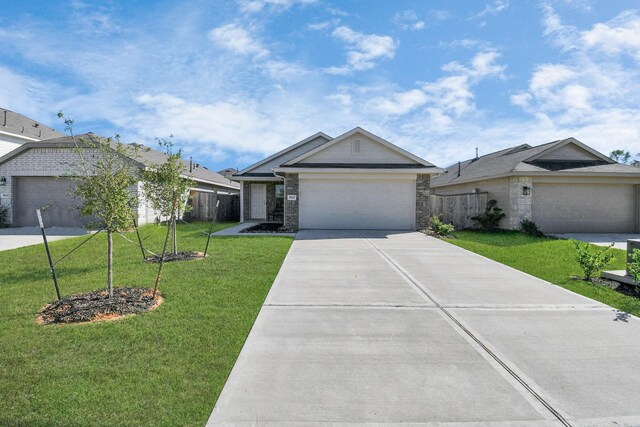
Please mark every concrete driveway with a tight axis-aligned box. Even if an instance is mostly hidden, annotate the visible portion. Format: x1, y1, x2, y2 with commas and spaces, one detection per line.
208, 230, 640, 426
553, 233, 640, 250
0, 227, 91, 251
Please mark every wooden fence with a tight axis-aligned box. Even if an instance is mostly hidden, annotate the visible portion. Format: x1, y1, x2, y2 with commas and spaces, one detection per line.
187, 192, 240, 222
430, 192, 487, 230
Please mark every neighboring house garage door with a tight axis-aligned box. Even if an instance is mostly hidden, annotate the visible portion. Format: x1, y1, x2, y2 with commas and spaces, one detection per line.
532, 183, 636, 233
13, 177, 90, 227
299, 177, 415, 229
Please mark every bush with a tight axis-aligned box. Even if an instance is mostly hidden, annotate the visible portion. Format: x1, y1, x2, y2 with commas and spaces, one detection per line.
520, 219, 544, 237
0, 204, 8, 228
472, 199, 506, 232
627, 249, 640, 293
429, 215, 455, 237
574, 241, 615, 280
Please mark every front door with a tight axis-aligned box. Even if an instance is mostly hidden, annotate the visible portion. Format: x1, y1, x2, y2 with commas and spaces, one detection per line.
250, 184, 267, 219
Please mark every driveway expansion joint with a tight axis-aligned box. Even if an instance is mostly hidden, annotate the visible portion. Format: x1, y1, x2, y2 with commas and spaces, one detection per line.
359, 232, 573, 427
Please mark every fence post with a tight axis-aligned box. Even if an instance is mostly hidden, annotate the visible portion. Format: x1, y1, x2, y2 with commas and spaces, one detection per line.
37, 209, 61, 300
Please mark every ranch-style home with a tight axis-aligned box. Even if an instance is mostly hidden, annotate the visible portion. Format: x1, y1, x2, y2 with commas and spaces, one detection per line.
231, 127, 442, 231
432, 137, 640, 233
0, 133, 240, 227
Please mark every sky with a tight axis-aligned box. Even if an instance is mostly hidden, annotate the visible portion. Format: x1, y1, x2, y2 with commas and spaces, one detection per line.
1, 0, 639, 172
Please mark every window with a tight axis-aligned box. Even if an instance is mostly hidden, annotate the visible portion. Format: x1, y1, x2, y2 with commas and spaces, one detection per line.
351, 138, 362, 154
275, 184, 284, 198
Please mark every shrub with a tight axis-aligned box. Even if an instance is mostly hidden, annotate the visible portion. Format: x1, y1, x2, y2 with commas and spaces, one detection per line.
520, 219, 544, 237
0, 204, 8, 228
627, 249, 640, 293
472, 199, 506, 232
574, 241, 615, 280
429, 215, 455, 237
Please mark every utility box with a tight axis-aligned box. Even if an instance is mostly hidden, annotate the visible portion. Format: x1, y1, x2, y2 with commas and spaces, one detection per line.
628, 239, 640, 266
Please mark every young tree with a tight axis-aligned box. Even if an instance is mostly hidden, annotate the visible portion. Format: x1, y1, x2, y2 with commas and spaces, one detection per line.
140, 137, 194, 256
59, 113, 139, 298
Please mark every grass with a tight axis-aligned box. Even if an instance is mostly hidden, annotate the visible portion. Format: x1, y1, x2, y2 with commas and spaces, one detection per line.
0, 221, 293, 427
446, 231, 640, 317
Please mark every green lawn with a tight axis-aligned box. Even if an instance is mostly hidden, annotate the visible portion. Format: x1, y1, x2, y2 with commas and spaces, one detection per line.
446, 231, 639, 316
0, 221, 293, 427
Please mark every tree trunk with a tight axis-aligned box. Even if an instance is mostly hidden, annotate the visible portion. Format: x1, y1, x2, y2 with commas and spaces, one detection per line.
107, 229, 113, 298
172, 218, 177, 255
154, 212, 174, 298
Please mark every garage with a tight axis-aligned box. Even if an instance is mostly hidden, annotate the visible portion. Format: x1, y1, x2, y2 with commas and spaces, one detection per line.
12, 177, 90, 227
532, 182, 637, 233
299, 176, 416, 230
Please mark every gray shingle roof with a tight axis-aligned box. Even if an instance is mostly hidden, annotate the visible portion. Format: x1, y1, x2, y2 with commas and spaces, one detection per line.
0, 133, 239, 190
432, 138, 640, 187
0, 108, 64, 140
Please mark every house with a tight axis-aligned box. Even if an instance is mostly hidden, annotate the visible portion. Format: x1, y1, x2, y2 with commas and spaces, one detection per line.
0, 108, 64, 157
0, 133, 240, 227
431, 137, 640, 233
231, 127, 442, 231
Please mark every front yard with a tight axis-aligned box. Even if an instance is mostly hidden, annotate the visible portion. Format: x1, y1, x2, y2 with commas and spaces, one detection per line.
0, 222, 293, 426
446, 231, 640, 317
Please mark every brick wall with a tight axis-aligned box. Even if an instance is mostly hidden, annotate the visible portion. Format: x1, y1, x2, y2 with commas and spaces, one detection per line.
415, 174, 431, 229
284, 173, 299, 231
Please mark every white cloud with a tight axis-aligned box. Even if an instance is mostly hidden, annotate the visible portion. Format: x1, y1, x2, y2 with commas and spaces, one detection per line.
582, 10, 640, 61
471, 1, 509, 19
238, 0, 317, 13
208, 23, 269, 58
307, 19, 339, 31
394, 10, 426, 31
366, 50, 505, 118
327, 26, 397, 74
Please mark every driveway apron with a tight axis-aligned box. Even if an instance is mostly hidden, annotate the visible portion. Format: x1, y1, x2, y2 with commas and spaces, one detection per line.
208, 230, 640, 427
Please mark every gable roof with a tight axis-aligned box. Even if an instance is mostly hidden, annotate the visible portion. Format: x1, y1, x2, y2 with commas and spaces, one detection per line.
432, 137, 637, 187
283, 127, 437, 168
0, 133, 239, 190
0, 108, 64, 141
235, 132, 333, 177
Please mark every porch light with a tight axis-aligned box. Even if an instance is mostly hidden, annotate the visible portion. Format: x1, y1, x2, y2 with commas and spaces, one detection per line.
522, 186, 531, 196
0, 176, 6, 186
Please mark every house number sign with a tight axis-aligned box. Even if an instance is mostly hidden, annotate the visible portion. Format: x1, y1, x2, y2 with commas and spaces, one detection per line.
287, 195, 297, 201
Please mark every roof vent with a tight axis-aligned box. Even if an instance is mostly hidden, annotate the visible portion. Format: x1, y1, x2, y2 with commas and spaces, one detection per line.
351, 138, 362, 154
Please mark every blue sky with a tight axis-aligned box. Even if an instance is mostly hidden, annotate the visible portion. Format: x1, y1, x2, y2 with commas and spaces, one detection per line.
1, 0, 639, 171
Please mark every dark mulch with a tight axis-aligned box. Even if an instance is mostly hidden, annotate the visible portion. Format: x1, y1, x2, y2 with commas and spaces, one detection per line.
592, 277, 640, 298
240, 223, 293, 233
38, 287, 161, 325
145, 251, 206, 263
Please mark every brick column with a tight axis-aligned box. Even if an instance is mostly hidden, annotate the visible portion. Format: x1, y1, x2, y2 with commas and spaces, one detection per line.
284, 173, 299, 231
415, 174, 431, 230
242, 182, 250, 221
508, 177, 533, 229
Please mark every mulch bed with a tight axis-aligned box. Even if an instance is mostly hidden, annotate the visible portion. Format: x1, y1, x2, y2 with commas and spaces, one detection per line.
145, 251, 206, 263
240, 223, 294, 234
591, 277, 640, 298
38, 287, 162, 325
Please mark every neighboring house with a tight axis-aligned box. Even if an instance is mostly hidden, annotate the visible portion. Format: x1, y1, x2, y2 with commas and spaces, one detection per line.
432, 137, 640, 233
0, 133, 240, 227
231, 127, 442, 231
0, 108, 64, 157
217, 168, 238, 179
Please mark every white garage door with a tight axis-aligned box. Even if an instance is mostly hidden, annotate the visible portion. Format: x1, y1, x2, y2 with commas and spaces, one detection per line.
299, 178, 415, 230
532, 183, 636, 233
